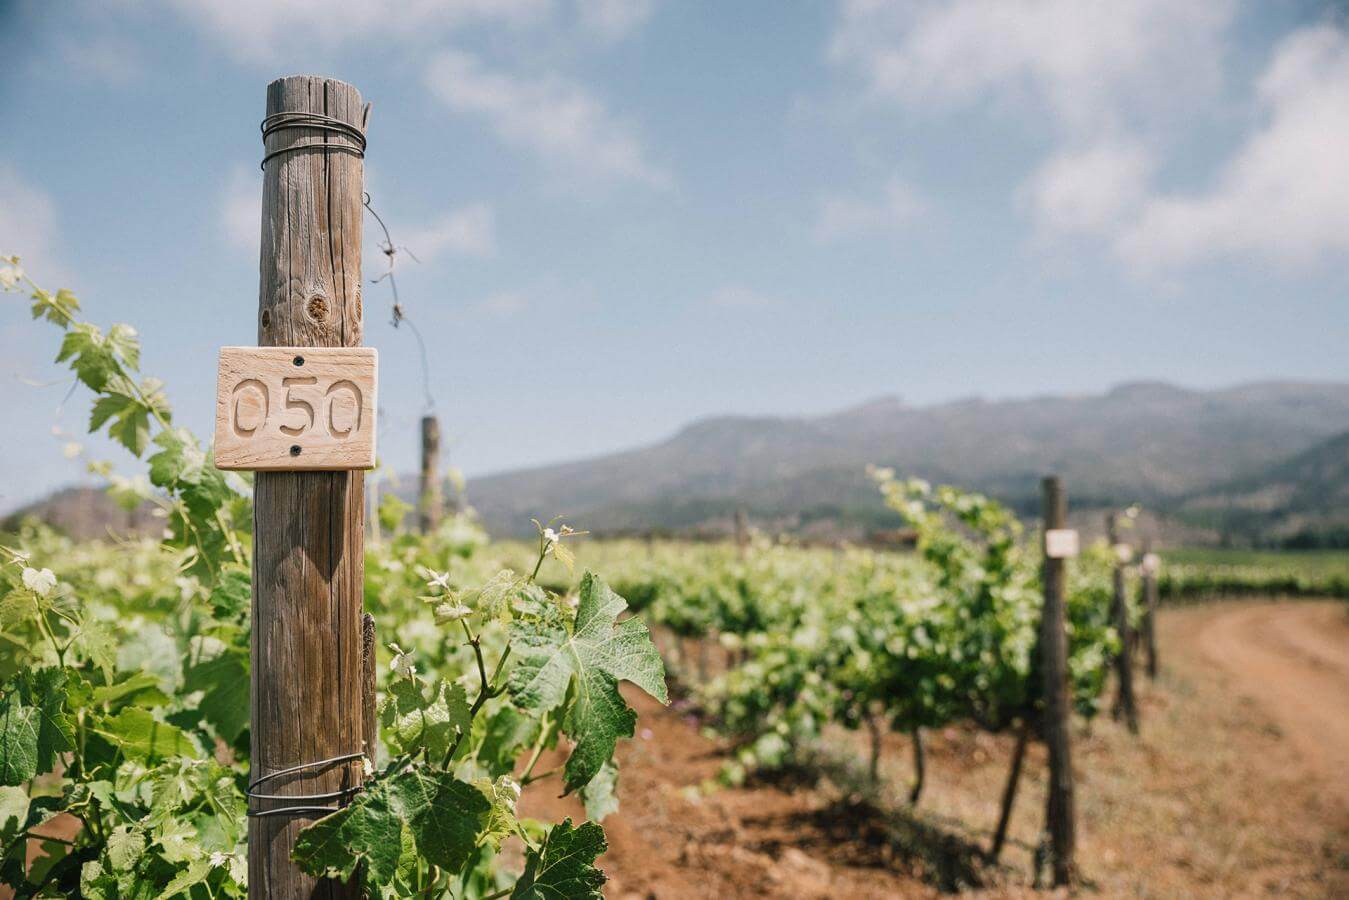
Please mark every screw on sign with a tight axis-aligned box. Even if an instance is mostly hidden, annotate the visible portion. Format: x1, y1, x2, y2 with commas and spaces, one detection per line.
214, 346, 378, 471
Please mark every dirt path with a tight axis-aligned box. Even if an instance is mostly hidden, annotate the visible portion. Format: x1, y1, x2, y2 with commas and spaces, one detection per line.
1195, 602, 1349, 810
514, 601, 1349, 897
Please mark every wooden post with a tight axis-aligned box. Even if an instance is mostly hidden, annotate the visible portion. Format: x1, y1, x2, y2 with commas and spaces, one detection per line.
418, 414, 443, 533
250, 75, 368, 898
361, 613, 377, 761
908, 726, 925, 805
734, 505, 748, 559
989, 717, 1031, 863
1040, 477, 1076, 887
1108, 513, 1139, 734
1141, 538, 1159, 680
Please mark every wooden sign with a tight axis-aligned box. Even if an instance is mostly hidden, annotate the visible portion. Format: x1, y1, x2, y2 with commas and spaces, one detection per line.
214, 347, 377, 471
1044, 528, 1079, 559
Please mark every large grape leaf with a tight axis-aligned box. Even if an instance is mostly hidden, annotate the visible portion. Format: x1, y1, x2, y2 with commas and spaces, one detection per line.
91, 671, 170, 710
508, 572, 667, 794
0, 786, 28, 841
90, 708, 202, 763
29, 669, 73, 774
380, 678, 471, 761
580, 761, 619, 822
293, 768, 489, 884
292, 777, 404, 884
510, 818, 607, 899
478, 706, 541, 778
0, 694, 38, 784
182, 636, 249, 743
1, 668, 75, 785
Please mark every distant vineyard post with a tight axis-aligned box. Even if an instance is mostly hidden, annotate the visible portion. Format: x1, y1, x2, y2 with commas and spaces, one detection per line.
249, 75, 369, 898
419, 414, 442, 533
1040, 476, 1077, 887
989, 716, 1031, 863
1141, 537, 1160, 679
1108, 512, 1139, 733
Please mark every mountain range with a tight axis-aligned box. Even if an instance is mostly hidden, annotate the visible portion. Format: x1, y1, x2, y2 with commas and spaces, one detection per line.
462, 380, 1349, 543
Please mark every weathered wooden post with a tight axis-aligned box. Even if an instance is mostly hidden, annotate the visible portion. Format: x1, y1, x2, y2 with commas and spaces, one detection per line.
1040, 477, 1077, 887
734, 505, 748, 559
1107, 512, 1139, 733
223, 75, 372, 898
418, 414, 443, 533
989, 717, 1031, 863
1140, 539, 1160, 679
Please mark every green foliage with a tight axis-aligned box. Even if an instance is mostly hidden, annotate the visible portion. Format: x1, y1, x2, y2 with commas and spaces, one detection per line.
508, 572, 667, 793
1, 261, 666, 897
511, 818, 607, 899
1159, 547, 1349, 601
293, 768, 489, 884
565, 473, 1124, 781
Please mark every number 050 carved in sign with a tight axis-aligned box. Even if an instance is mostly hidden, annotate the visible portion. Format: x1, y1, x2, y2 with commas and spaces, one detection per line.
214, 347, 378, 471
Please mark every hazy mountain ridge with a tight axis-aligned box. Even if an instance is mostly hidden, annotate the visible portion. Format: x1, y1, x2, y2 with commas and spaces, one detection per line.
464, 380, 1349, 538
1179, 429, 1349, 546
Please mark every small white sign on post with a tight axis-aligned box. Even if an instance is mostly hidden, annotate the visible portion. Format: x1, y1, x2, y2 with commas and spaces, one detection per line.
214, 346, 378, 471
1044, 528, 1080, 559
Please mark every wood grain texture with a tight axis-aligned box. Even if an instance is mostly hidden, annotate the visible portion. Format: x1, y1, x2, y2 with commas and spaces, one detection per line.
214, 346, 377, 471
1107, 513, 1139, 734
1141, 542, 1160, 679
417, 414, 442, 533
1039, 476, 1077, 887
361, 613, 377, 762
249, 75, 367, 900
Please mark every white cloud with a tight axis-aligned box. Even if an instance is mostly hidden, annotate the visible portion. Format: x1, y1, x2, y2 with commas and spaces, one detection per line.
1117, 25, 1349, 271
829, 0, 1232, 137
814, 175, 926, 242
402, 204, 497, 260
575, 0, 656, 41
160, 0, 550, 63
425, 50, 671, 188
221, 165, 259, 255
827, 3, 1349, 275
0, 163, 67, 285
1021, 140, 1153, 237
705, 285, 775, 309
154, 0, 655, 63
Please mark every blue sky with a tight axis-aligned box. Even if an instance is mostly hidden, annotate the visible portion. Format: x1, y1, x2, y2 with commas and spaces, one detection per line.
1, 0, 1347, 511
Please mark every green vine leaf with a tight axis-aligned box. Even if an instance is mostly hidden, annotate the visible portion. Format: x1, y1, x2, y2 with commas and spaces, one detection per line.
580, 760, 619, 822
89, 708, 202, 764
0, 693, 38, 786
0, 668, 72, 785
182, 636, 249, 743
293, 768, 490, 883
511, 818, 607, 900
380, 677, 472, 761
508, 572, 667, 794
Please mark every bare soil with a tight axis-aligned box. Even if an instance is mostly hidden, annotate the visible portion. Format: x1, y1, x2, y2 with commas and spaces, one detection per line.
521, 601, 1349, 898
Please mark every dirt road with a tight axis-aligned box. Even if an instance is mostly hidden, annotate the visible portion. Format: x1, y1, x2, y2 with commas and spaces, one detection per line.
1195, 601, 1349, 811
514, 600, 1349, 897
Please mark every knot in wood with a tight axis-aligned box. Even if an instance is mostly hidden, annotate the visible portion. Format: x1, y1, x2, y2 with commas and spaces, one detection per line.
306, 295, 329, 322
